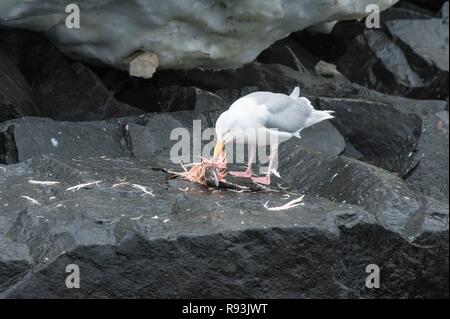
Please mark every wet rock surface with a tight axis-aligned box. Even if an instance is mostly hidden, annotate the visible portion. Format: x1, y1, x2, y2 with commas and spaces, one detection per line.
406, 111, 449, 202
337, 14, 449, 99
317, 97, 422, 174
0, 4, 449, 298
0, 154, 448, 298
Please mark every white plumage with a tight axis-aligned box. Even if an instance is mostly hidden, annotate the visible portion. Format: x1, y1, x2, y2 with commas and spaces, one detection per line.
214, 87, 335, 185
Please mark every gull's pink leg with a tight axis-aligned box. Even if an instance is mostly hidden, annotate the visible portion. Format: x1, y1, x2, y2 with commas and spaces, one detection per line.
230, 144, 256, 178
252, 147, 278, 185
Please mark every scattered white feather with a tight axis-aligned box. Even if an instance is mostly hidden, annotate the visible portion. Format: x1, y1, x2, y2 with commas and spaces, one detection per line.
264, 195, 305, 211
21, 196, 42, 206
28, 180, 60, 186
66, 181, 103, 191
111, 182, 155, 197
330, 173, 339, 181
50, 138, 58, 147
130, 183, 155, 197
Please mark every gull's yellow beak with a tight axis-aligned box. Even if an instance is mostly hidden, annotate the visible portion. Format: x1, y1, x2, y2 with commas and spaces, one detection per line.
214, 140, 225, 159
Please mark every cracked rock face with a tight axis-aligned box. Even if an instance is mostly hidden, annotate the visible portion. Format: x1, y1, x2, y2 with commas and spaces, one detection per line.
0, 49, 39, 122
0, 0, 397, 72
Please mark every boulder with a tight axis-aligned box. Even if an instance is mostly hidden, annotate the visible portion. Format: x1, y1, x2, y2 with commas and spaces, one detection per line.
256, 38, 317, 72
385, 18, 449, 99
158, 86, 227, 113
0, 30, 144, 121
404, 0, 447, 11
0, 49, 39, 122
406, 111, 449, 202
0, 118, 129, 163
317, 97, 422, 174
381, 3, 437, 21
279, 147, 449, 240
0, 0, 398, 73
0, 154, 447, 298
442, 1, 449, 21
338, 17, 449, 99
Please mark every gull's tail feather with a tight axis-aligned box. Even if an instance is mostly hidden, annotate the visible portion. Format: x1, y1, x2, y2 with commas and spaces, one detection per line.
290, 86, 300, 98
305, 110, 335, 127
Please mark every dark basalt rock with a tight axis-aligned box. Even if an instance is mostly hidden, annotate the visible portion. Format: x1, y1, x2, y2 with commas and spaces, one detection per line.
0, 153, 447, 298
158, 86, 227, 113
442, 1, 449, 21
406, 111, 449, 202
382, 4, 437, 21
337, 17, 449, 100
317, 97, 422, 174
0, 49, 39, 122
0, 117, 130, 163
405, 0, 447, 11
256, 38, 317, 72
154, 62, 360, 99
338, 29, 424, 98
0, 30, 144, 121
385, 18, 449, 99
279, 147, 449, 240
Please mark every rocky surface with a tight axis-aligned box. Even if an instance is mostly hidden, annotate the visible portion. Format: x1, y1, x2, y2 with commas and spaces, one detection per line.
317, 97, 421, 174
0, 30, 144, 121
0, 1, 449, 299
337, 13, 449, 99
0, 118, 129, 163
0, 153, 448, 298
0, 49, 39, 122
406, 111, 449, 202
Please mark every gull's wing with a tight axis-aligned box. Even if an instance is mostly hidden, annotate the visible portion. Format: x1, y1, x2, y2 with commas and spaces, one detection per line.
242, 92, 314, 133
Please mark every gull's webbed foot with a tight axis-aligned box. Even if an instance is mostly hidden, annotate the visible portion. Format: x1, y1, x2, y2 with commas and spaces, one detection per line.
229, 170, 253, 179
251, 175, 271, 185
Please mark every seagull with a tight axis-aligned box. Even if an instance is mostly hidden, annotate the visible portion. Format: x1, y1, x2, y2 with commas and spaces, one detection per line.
214, 87, 335, 185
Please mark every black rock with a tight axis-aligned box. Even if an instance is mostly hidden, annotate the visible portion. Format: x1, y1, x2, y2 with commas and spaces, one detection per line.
395, 1, 439, 17
385, 18, 449, 99
279, 147, 449, 240
338, 17, 449, 99
404, 0, 447, 11
159, 86, 227, 113
382, 4, 436, 21
338, 30, 424, 97
279, 121, 345, 158
442, 1, 449, 21
317, 97, 422, 174
214, 86, 260, 104
154, 62, 359, 100
0, 30, 143, 121
0, 49, 39, 122
256, 38, 317, 72
406, 111, 449, 202
0, 117, 129, 163
0, 155, 447, 298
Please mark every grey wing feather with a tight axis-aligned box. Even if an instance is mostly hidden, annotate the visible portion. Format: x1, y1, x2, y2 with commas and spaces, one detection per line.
259, 93, 313, 133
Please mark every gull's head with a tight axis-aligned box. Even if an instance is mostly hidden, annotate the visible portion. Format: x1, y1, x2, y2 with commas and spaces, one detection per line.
214, 111, 236, 159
